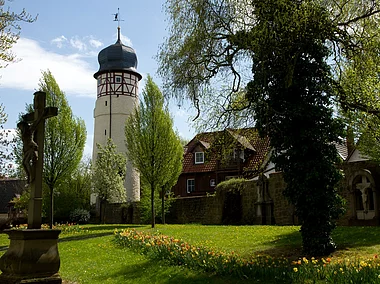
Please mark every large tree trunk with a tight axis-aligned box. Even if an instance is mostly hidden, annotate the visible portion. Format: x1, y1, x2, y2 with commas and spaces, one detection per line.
161, 187, 165, 224
151, 185, 155, 228
49, 187, 54, 229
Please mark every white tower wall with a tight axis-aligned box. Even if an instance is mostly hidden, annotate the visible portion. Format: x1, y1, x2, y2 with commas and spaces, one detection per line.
92, 71, 140, 202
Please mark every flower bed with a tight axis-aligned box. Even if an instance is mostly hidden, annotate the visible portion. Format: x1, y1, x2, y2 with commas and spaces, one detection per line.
114, 228, 380, 283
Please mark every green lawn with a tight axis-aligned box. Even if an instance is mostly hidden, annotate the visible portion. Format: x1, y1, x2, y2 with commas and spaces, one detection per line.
1, 224, 380, 283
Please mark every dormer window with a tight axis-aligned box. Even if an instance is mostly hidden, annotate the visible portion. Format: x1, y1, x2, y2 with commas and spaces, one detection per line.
194, 152, 204, 164
115, 76, 122, 83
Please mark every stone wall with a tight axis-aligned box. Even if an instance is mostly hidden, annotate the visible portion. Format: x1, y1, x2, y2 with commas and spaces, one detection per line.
267, 172, 297, 225
167, 175, 298, 225
103, 202, 140, 224
167, 195, 223, 224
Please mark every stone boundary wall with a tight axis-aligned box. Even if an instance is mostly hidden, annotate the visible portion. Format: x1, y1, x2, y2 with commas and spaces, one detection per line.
267, 172, 297, 225
168, 174, 298, 225
103, 202, 140, 224
167, 195, 223, 224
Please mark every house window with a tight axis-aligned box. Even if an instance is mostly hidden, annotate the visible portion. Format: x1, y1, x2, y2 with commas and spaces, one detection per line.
115, 76, 122, 83
210, 179, 216, 187
194, 152, 204, 164
105, 101, 107, 106
187, 179, 195, 193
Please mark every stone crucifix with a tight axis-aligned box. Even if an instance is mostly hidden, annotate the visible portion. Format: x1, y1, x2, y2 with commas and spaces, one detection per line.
356, 175, 371, 214
17, 91, 58, 229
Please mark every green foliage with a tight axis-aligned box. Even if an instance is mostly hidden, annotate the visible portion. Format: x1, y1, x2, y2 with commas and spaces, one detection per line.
13, 70, 86, 226
92, 138, 127, 203
125, 75, 183, 228
215, 178, 246, 194
245, 0, 345, 256
0, 0, 36, 68
11, 188, 29, 215
158, 0, 379, 256
139, 183, 175, 224
69, 208, 90, 224
53, 158, 92, 222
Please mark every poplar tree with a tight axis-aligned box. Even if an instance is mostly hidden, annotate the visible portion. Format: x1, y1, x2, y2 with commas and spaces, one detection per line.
16, 70, 86, 228
125, 75, 183, 228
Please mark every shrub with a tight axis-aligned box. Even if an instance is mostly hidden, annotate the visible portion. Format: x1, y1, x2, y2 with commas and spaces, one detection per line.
69, 208, 90, 224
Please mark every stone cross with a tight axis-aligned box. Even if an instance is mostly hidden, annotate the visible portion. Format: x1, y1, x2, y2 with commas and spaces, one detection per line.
356, 175, 371, 213
18, 92, 58, 229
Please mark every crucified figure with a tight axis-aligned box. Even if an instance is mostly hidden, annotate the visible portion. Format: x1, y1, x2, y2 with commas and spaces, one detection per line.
17, 116, 40, 185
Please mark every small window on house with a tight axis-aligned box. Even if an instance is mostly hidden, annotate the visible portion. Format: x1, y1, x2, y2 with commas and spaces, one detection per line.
104, 129, 107, 135
187, 179, 195, 193
194, 152, 204, 164
210, 179, 216, 187
115, 76, 122, 83
105, 101, 107, 106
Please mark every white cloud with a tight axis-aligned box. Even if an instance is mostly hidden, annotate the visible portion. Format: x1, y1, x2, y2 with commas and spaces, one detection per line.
0, 38, 96, 97
51, 35, 67, 48
89, 39, 103, 49
70, 36, 87, 52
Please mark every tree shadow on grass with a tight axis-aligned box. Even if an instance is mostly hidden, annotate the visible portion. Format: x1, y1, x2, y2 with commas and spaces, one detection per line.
252, 230, 303, 260
95, 259, 242, 284
58, 232, 113, 243
332, 226, 380, 251
254, 226, 380, 259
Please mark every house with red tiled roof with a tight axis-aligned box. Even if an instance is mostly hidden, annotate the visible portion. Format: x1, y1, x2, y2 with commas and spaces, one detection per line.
172, 128, 271, 197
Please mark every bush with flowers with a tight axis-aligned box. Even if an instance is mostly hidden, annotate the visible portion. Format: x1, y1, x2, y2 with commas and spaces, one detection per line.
10, 223, 89, 235
114, 229, 380, 283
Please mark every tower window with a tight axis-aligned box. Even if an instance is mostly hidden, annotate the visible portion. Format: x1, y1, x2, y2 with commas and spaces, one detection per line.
105, 129, 107, 135
105, 101, 107, 106
115, 76, 122, 83
97, 78, 102, 85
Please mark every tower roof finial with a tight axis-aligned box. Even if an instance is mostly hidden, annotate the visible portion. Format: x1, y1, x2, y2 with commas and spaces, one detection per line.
113, 8, 124, 43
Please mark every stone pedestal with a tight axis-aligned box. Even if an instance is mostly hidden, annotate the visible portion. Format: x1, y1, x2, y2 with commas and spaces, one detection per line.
0, 229, 61, 284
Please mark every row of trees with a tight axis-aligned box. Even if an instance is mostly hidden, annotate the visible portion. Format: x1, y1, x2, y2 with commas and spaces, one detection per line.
8, 72, 182, 228
158, 0, 380, 255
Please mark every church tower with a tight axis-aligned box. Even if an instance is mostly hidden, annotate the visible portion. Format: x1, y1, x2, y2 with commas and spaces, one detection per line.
92, 25, 141, 202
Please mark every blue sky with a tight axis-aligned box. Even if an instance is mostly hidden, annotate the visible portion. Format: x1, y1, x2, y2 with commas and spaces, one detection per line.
0, 0, 196, 157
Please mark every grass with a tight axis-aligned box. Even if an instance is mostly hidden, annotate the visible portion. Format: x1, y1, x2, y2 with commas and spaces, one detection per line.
1, 224, 380, 283
0, 224, 238, 284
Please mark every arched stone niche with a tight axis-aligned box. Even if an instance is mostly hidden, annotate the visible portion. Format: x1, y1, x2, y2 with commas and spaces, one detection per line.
349, 169, 377, 220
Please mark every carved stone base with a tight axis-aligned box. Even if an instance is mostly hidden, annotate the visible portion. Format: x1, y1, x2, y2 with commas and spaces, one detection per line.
0, 229, 61, 284
0, 273, 62, 284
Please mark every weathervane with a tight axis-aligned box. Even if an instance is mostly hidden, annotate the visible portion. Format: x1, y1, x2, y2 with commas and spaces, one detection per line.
113, 8, 124, 42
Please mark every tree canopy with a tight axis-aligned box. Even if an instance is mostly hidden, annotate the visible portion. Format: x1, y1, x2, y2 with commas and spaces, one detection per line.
92, 138, 127, 223
15, 70, 86, 228
125, 75, 183, 228
0, 0, 35, 68
158, 0, 379, 255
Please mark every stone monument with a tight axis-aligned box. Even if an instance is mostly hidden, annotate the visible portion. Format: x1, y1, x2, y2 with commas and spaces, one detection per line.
0, 92, 61, 284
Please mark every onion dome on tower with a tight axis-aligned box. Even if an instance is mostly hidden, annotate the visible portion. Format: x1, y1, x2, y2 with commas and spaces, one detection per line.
94, 27, 142, 80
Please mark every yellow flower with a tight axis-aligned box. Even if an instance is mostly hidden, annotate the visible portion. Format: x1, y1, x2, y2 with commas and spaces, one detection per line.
293, 267, 298, 273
